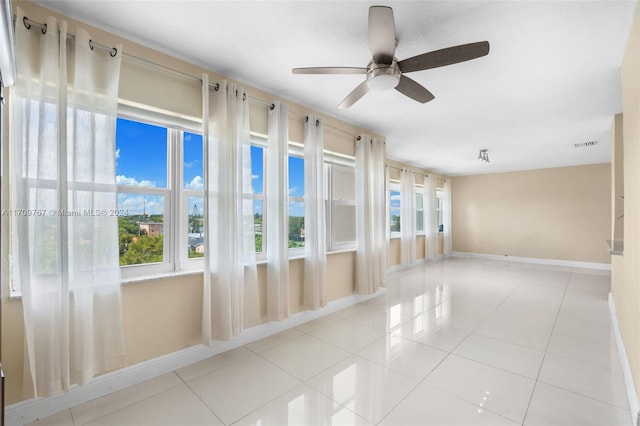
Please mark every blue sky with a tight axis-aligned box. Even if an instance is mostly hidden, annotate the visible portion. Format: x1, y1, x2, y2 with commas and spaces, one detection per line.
390, 190, 401, 209
116, 118, 306, 217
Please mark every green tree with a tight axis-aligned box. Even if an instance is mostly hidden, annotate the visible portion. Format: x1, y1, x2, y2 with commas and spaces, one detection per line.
120, 235, 164, 265
288, 216, 304, 242
391, 215, 401, 233
255, 234, 262, 253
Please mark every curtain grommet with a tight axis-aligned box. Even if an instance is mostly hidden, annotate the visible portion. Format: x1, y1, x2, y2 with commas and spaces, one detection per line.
110, 47, 118, 57
23, 16, 31, 29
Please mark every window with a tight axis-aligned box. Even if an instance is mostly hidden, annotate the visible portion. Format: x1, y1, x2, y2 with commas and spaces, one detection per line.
251, 143, 266, 256
326, 160, 356, 250
288, 149, 305, 251
116, 116, 205, 277
415, 185, 425, 234
436, 188, 444, 232
116, 119, 170, 272
184, 132, 204, 260
389, 181, 401, 235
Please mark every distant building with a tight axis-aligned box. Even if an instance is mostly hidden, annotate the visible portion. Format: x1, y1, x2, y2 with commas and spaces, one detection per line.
138, 221, 164, 237
189, 236, 204, 253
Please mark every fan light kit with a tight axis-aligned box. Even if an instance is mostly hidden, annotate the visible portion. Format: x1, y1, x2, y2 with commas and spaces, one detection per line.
292, 6, 490, 109
478, 149, 490, 163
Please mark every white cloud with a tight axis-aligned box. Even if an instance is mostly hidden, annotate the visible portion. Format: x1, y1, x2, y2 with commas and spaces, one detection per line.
289, 187, 300, 196
117, 194, 164, 215
185, 175, 204, 190
115, 148, 120, 159
184, 160, 199, 169
116, 175, 156, 187
252, 174, 260, 180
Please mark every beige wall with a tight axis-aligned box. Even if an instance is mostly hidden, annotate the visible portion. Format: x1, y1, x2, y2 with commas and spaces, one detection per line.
612, 2, 640, 409
452, 164, 611, 264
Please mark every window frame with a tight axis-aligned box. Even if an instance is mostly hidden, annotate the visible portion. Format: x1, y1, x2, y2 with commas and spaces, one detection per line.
116, 109, 204, 279
415, 184, 425, 235
250, 135, 267, 261
325, 154, 356, 252
389, 180, 401, 237
436, 188, 444, 233
181, 130, 205, 270
288, 143, 305, 257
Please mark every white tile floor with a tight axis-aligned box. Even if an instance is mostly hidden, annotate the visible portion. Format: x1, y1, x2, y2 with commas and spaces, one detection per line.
28, 257, 631, 425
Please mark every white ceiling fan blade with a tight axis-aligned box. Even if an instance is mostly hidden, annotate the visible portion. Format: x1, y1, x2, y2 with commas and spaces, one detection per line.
292, 67, 368, 75
338, 80, 370, 109
369, 6, 396, 64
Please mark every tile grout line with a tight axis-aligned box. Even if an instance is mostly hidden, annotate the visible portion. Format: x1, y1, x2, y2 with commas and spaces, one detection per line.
521, 268, 573, 425
180, 379, 226, 425
377, 263, 519, 425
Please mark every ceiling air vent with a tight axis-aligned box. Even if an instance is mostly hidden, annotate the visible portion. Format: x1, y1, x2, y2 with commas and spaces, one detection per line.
574, 141, 598, 148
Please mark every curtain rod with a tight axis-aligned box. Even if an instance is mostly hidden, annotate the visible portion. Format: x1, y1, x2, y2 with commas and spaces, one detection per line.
387, 164, 438, 178
386, 165, 421, 173
17, 15, 372, 134
19, 16, 118, 57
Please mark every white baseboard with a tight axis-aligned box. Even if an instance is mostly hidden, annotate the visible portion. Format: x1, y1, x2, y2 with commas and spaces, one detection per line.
5, 288, 386, 426
609, 293, 640, 426
452, 251, 611, 271
387, 255, 444, 273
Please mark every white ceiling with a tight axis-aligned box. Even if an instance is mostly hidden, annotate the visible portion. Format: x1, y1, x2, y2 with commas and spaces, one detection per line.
32, 0, 637, 176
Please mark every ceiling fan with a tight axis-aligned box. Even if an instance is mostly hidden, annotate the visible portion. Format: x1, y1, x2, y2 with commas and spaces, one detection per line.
292, 6, 490, 109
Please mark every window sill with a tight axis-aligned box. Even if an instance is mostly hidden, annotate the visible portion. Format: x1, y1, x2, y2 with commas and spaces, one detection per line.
328, 248, 357, 256
121, 269, 204, 285
10, 249, 361, 298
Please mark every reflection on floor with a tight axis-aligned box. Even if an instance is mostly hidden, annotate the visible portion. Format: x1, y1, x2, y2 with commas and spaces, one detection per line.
30, 257, 630, 426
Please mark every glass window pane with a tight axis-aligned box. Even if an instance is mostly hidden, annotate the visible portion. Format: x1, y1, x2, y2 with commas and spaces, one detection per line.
390, 208, 401, 233
332, 165, 355, 201
288, 156, 304, 198
184, 132, 204, 190
289, 201, 305, 248
116, 118, 167, 188
251, 145, 264, 195
254, 199, 263, 253
333, 204, 356, 243
188, 196, 204, 258
390, 190, 400, 208
117, 193, 165, 265
416, 210, 424, 231
415, 193, 424, 209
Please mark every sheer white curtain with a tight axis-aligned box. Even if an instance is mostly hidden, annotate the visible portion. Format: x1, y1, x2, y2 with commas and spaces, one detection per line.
443, 178, 453, 256
424, 174, 438, 260
11, 9, 125, 397
303, 114, 326, 310
355, 136, 387, 294
400, 169, 416, 265
266, 101, 289, 320
202, 77, 258, 342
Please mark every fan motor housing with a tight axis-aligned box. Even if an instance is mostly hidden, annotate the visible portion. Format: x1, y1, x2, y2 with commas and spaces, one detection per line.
367, 60, 401, 90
